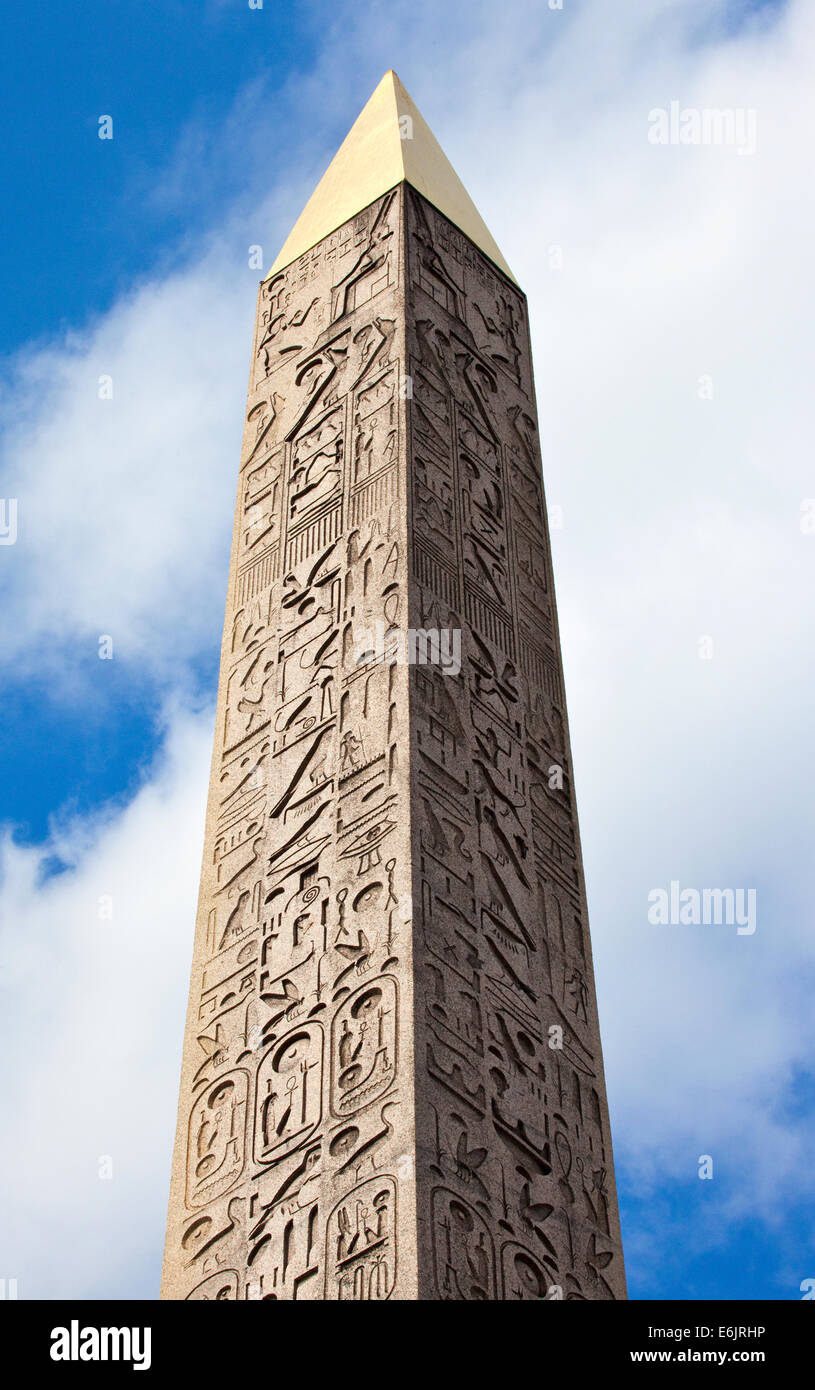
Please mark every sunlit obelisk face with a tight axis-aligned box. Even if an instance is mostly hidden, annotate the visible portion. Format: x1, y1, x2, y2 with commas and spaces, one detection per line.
161, 71, 626, 1302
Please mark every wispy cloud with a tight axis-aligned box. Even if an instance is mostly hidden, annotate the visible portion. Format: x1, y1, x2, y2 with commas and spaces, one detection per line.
0, 703, 212, 1298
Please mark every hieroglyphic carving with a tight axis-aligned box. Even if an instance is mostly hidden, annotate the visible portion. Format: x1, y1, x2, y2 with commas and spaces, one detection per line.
324, 1174, 397, 1299
406, 186, 626, 1300
163, 187, 412, 1301
162, 177, 624, 1301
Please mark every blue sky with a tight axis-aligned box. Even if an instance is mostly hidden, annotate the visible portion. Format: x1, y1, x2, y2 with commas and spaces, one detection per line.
1, 0, 812, 1301
0, 3, 312, 349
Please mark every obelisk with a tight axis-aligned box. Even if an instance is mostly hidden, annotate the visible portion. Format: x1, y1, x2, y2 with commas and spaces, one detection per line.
161, 71, 626, 1301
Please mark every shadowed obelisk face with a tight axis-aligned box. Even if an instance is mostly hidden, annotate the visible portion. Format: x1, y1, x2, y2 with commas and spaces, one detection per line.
161, 71, 625, 1301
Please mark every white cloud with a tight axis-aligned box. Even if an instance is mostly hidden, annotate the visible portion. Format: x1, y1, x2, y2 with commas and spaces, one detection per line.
0, 257, 251, 682
0, 704, 212, 1298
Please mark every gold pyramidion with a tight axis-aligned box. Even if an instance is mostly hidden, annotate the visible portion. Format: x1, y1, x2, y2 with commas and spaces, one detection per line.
268, 70, 515, 281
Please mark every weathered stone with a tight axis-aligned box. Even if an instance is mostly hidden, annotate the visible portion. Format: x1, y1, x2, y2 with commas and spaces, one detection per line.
161, 72, 626, 1302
